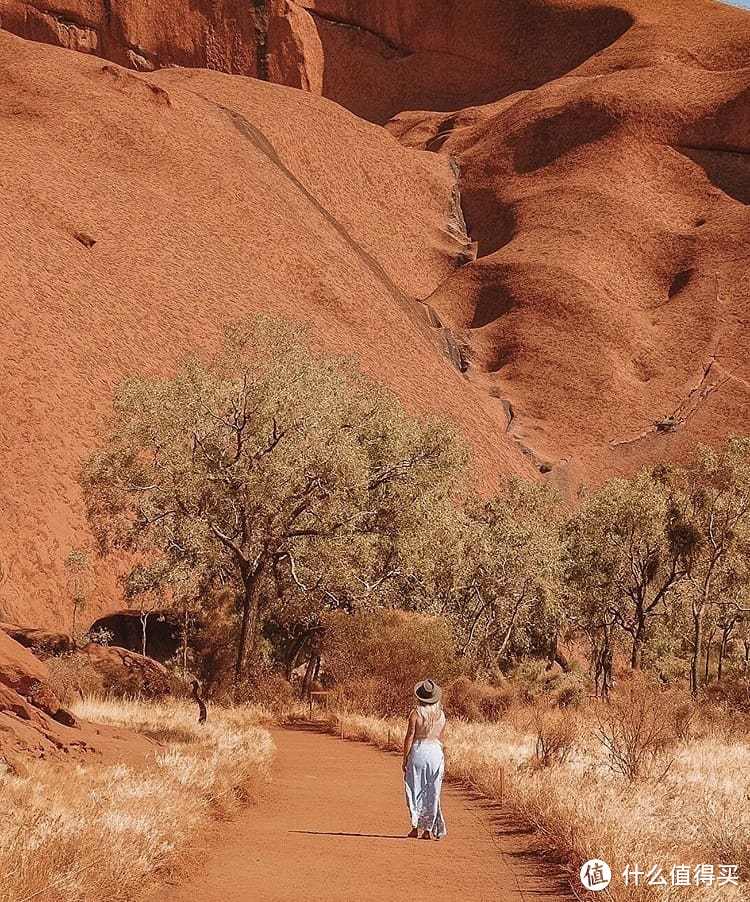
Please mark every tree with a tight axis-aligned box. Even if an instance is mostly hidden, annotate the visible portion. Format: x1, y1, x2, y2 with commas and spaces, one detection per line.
64, 548, 91, 644
80, 317, 466, 684
440, 480, 562, 674
663, 439, 750, 693
564, 471, 693, 673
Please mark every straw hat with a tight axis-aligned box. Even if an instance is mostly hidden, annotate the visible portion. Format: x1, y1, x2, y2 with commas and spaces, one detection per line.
414, 678, 441, 704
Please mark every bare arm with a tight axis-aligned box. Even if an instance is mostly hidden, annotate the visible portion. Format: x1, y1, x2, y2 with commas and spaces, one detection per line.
402, 709, 417, 772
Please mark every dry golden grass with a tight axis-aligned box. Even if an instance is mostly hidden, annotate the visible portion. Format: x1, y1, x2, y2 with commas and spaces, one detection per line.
0, 698, 273, 902
325, 708, 750, 902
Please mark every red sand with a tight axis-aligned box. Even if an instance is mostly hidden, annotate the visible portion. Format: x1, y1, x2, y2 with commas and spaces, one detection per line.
143, 725, 572, 902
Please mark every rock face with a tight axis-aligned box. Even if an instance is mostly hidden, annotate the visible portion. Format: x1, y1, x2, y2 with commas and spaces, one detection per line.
0, 630, 158, 769
385, 1, 750, 491
0, 30, 529, 628
0, 629, 70, 718
0, 622, 73, 657
0, 0, 264, 73
1, 0, 750, 626
0, 630, 80, 767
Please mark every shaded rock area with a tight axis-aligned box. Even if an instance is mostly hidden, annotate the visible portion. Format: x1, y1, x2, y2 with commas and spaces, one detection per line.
0, 629, 83, 768
0, 629, 72, 721
89, 609, 182, 662
0, 630, 158, 770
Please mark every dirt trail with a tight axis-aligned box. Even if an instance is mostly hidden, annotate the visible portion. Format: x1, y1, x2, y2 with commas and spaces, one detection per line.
147, 724, 572, 902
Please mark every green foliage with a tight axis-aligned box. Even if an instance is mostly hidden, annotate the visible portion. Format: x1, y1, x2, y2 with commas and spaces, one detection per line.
663, 439, 750, 692
564, 470, 691, 680
78, 314, 750, 700
80, 317, 466, 682
430, 480, 563, 675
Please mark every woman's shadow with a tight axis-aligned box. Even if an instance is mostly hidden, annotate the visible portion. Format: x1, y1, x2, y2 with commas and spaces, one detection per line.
290, 830, 408, 840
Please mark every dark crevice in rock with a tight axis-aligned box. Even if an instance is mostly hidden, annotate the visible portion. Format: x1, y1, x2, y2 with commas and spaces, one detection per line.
252, 0, 270, 81
306, 9, 412, 60
28, 2, 97, 31
73, 231, 96, 249
425, 115, 459, 153
678, 143, 750, 158
500, 399, 515, 433
669, 268, 692, 298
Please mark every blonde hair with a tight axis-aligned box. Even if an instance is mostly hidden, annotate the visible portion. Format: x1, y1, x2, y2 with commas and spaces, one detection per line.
416, 700, 443, 732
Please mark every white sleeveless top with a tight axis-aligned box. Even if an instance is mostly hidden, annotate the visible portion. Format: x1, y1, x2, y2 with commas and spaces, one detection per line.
414, 704, 445, 741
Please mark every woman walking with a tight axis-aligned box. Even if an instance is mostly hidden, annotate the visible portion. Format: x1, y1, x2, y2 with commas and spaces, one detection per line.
403, 678, 447, 840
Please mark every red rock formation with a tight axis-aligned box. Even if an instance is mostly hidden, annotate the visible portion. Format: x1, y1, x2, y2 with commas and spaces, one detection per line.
0, 622, 73, 657
2, 0, 750, 626
0, 30, 529, 628
0, 0, 264, 73
0, 631, 156, 769
386, 1, 750, 491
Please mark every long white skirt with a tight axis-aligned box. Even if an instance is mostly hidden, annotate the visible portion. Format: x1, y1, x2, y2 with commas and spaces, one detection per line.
404, 739, 447, 837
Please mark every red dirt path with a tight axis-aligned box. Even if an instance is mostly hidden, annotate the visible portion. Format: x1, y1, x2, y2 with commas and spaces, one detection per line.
146, 725, 572, 902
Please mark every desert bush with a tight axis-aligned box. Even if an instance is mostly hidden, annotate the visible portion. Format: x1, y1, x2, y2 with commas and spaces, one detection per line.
443, 676, 514, 721
46, 653, 103, 704
231, 669, 298, 714
595, 678, 676, 781
702, 676, 750, 715
663, 687, 698, 742
547, 670, 587, 708
322, 609, 459, 716
532, 707, 579, 767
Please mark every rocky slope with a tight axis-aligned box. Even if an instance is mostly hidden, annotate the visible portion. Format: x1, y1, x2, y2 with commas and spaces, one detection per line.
1, 0, 750, 628
0, 629, 152, 769
0, 29, 529, 628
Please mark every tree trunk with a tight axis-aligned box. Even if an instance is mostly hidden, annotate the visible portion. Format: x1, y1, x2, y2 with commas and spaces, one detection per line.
718, 632, 728, 682
690, 607, 703, 696
140, 612, 149, 657
496, 597, 523, 661
284, 633, 309, 681
704, 638, 712, 685
630, 626, 644, 670
300, 654, 318, 699
182, 607, 189, 678
234, 572, 261, 685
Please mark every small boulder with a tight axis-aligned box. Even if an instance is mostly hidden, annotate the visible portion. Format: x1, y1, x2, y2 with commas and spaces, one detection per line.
0, 621, 73, 658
